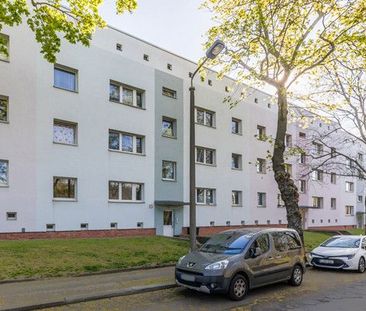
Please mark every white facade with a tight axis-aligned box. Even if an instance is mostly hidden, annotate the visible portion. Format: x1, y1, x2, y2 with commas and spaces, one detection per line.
0, 23, 364, 235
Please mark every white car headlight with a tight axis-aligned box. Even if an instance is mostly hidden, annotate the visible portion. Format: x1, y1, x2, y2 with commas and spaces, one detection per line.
205, 259, 229, 271
177, 255, 186, 265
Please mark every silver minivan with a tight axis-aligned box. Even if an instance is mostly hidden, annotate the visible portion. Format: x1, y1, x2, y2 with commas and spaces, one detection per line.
175, 228, 305, 300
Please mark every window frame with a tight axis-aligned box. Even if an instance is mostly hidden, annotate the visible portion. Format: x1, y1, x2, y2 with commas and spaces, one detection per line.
108, 181, 144, 203
256, 125, 266, 141
196, 146, 216, 166
0, 33, 9, 62
162, 160, 177, 181
196, 188, 216, 206
53, 176, 77, 201
345, 181, 354, 193
232, 153, 242, 170
256, 158, 266, 174
345, 205, 354, 216
109, 80, 145, 109
232, 190, 242, 207
330, 173, 337, 184
331, 198, 336, 209
161, 116, 177, 138
257, 192, 267, 207
108, 130, 145, 155
312, 196, 324, 209
53, 119, 78, 146
195, 107, 216, 128
162, 87, 177, 99
0, 95, 9, 123
299, 180, 306, 193
0, 159, 9, 187
54, 64, 78, 92
231, 118, 242, 135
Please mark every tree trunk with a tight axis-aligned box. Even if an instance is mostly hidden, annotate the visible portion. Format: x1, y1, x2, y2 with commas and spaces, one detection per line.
272, 86, 304, 243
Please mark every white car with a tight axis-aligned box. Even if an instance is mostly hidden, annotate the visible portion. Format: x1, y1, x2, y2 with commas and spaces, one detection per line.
310, 235, 366, 273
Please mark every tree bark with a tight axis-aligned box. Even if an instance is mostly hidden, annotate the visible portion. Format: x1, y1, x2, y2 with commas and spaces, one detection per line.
272, 86, 304, 243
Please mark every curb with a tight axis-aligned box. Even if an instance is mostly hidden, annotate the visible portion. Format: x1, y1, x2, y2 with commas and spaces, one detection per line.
0, 263, 176, 285
1, 283, 178, 311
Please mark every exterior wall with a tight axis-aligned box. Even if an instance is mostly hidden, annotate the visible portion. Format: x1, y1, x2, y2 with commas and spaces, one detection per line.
0, 23, 364, 236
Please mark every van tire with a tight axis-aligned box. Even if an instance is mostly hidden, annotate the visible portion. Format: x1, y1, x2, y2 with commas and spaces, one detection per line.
289, 265, 303, 286
228, 274, 248, 301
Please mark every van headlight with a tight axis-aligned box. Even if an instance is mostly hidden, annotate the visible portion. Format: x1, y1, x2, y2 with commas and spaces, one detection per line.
205, 260, 229, 270
177, 255, 186, 265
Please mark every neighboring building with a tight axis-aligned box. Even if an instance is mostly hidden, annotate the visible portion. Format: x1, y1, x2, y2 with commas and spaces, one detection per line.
0, 23, 364, 237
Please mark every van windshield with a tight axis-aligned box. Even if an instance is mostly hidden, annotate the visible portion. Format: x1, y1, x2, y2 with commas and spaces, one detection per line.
200, 232, 251, 254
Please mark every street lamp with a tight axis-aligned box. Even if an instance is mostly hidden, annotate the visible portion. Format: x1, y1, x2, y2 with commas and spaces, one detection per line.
189, 39, 225, 251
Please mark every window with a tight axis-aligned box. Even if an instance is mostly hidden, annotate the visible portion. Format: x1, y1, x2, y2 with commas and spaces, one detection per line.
196, 188, 216, 205
358, 195, 363, 203
162, 87, 177, 99
246, 234, 269, 258
53, 120, 77, 145
312, 196, 323, 209
116, 43, 122, 51
346, 205, 354, 216
331, 198, 336, 209
208, 79, 212, 86
313, 142, 323, 154
143, 54, 149, 61
137, 222, 144, 228
6, 212, 16, 220
0, 160, 9, 186
312, 169, 323, 181
109, 181, 144, 202
256, 158, 266, 174
330, 173, 336, 184
54, 65, 77, 92
167, 63, 172, 70
231, 118, 242, 134
299, 153, 306, 164
232, 153, 242, 170
162, 117, 176, 138
109, 81, 145, 108
277, 193, 285, 207
53, 177, 77, 200
162, 160, 176, 181
80, 223, 89, 230
254, 97, 258, 103
0, 96, 8, 122
196, 147, 215, 165
257, 192, 266, 207
272, 232, 301, 252
225, 86, 230, 92
345, 181, 354, 192
46, 224, 55, 231
196, 107, 215, 127
284, 163, 292, 176
257, 125, 266, 141
0, 33, 9, 61
299, 180, 306, 193
358, 153, 363, 162
108, 130, 145, 155
285, 134, 292, 147
110, 222, 118, 229
232, 191, 242, 206
299, 132, 306, 138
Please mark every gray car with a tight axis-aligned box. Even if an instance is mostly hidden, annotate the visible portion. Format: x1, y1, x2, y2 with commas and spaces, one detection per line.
175, 228, 305, 300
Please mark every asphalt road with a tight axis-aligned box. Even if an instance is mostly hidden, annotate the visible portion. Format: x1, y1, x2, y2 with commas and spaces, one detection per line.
47, 268, 366, 311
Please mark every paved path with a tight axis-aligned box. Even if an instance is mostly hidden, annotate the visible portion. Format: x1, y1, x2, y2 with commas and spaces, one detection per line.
45, 268, 366, 311
0, 266, 175, 311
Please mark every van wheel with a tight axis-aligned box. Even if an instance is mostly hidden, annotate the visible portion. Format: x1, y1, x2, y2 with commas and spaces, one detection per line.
228, 274, 248, 301
289, 265, 303, 286
358, 257, 365, 273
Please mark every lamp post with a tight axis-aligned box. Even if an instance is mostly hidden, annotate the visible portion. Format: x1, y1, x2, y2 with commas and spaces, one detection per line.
189, 39, 225, 251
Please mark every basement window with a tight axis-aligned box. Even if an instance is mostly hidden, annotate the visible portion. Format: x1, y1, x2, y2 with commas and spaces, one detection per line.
6, 212, 17, 220
110, 222, 118, 229
137, 222, 144, 228
80, 223, 88, 230
46, 224, 55, 231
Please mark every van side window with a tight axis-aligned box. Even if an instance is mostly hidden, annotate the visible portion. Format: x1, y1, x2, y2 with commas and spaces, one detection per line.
272, 232, 289, 252
247, 234, 270, 258
285, 232, 302, 250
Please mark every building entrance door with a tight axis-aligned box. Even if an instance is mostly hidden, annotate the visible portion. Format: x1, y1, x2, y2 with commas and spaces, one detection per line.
163, 210, 174, 237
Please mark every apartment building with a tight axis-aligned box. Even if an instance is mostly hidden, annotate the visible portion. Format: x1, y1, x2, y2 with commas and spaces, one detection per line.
0, 22, 364, 237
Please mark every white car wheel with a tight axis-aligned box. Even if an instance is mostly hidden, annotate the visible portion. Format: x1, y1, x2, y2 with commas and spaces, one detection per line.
358, 257, 365, 273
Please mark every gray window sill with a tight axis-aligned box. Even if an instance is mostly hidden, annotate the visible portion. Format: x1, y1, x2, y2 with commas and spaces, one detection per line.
0, 120, 9, 124
108, 149, 146, 156
196, 162, 216, 167
53, 142, 78, 147
108, 200, 145, 204
53, 85, 78, 93
53, 198, 77, 202
109, 99, 146, 110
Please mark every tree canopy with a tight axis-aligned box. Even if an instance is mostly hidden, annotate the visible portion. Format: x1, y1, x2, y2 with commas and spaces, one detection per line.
0, 0, 137, 62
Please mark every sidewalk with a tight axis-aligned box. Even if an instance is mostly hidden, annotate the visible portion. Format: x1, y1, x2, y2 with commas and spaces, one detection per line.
0, 266, 176, 311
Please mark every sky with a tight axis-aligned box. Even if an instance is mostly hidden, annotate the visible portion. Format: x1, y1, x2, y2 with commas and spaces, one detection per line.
100, 0, 213, 63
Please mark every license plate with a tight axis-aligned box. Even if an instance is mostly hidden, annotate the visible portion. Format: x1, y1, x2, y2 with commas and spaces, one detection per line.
181, 273, 195, 282
319, 259, 334, 264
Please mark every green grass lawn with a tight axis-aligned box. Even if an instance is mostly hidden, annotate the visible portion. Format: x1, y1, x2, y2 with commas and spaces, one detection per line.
0, 236, 189, 281
303, 231, 333, 252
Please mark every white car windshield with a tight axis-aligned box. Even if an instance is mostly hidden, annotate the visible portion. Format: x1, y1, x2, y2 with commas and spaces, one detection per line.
321, 237, 360, 248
